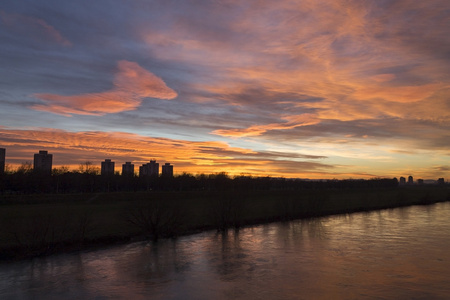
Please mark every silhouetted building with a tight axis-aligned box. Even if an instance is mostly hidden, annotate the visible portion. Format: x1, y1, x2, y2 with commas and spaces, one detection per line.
408, 175, 414, 185
122, 162, 134, 176
399, 177, 406, 185
162, 163, 173, 177
101, 159, 115, 176
139, 160, 159, 177
33, 150, 53, 174
0, 148, 5, 174
437, 178, 445, 185
417, 179, 424, 185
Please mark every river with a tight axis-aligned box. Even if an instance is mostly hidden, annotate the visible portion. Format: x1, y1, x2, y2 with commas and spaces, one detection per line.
1, 202, 450, 299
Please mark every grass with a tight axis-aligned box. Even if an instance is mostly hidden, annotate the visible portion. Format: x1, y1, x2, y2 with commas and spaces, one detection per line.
0, 186, 448, 260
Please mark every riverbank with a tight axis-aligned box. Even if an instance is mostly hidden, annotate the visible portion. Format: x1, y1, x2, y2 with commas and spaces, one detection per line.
0, 186, 448, 261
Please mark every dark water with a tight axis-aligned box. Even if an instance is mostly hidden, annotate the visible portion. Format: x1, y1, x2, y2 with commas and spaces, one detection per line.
1, 202, 450, 299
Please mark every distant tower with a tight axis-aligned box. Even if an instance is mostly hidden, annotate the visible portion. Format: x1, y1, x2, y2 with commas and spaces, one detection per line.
122, 162, 134, 176
437, 178, 445, 185
399, 177, 406, 185
408, 175, 414, 185
162, 163, 173, 177
139, 160, 159, 177
101, 159, 115, 176
0, 148, 5, 174
33, 150, 53, 174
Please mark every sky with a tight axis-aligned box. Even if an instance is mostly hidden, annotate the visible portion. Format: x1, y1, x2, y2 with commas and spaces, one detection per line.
0, 0, 449, 179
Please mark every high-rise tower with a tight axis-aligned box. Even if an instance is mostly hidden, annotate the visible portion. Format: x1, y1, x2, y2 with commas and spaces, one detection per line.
101, 159, 115, 176
122, 162, 134, 176
33, 150, 53, 174
408, 175, 414, 185
139, 160, 159, 177
162, 162, 173, 177
0, 148, 5, 174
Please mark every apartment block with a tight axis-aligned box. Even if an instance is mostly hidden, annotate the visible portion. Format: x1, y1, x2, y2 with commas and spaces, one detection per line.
33, 150, 53, 174
101, 159, 115, 176
162, 162, 173, 177
139, 160, 159, 177
122, 162, 134, 176
0, 148, 5, 174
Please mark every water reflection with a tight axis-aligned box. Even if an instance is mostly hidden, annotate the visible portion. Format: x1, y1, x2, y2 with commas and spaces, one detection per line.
117, 240, 191, 281
210, 231, 247, 280
1, 202, 450, 299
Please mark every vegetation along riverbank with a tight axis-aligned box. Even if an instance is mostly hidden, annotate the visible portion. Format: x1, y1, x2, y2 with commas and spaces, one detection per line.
0, 184, 449, 261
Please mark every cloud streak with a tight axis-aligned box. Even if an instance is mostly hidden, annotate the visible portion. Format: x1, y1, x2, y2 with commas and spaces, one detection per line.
213, 114, 319, 137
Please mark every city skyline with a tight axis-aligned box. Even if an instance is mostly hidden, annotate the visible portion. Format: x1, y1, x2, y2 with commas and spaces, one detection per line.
1, 147, 445, 183
1, 147, 176, 176
0, 1, 449, 179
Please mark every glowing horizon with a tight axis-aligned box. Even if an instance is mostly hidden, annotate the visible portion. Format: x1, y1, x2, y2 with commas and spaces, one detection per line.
0, 1, 449, 180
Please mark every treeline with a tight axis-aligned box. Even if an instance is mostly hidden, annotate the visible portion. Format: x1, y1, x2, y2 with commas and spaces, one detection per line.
0, 165, 399, 194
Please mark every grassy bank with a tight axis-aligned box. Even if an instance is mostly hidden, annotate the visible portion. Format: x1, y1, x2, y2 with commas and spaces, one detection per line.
0, 186, 449, 260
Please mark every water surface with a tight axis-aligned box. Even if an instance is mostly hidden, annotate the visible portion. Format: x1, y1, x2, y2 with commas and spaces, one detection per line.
1, 202, 450, 299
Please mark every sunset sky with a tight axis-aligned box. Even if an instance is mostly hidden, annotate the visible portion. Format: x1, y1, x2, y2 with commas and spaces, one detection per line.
0, 0, 449, 179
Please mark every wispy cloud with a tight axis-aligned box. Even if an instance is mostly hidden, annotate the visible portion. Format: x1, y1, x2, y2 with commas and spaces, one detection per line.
0, 10, 71, 46
213, 114, 319, 137
0, 0, 449, 179
135, 0, 450, 143
32, 61, 177, 116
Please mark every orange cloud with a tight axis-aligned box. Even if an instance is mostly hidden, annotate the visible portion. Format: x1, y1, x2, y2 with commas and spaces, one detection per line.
353, 83, 442, 103
138, 0, 449, 127
0, 10, 71, 46
0, 127, 334, 178
32, 61, 177, 116
1, 126, 447, 180
213, 114, 319, 137
371, 74, 396, 83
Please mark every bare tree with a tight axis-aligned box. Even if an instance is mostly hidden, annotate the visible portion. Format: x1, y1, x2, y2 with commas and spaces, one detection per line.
16, 161, 33, 174
126, 200, 184, 241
